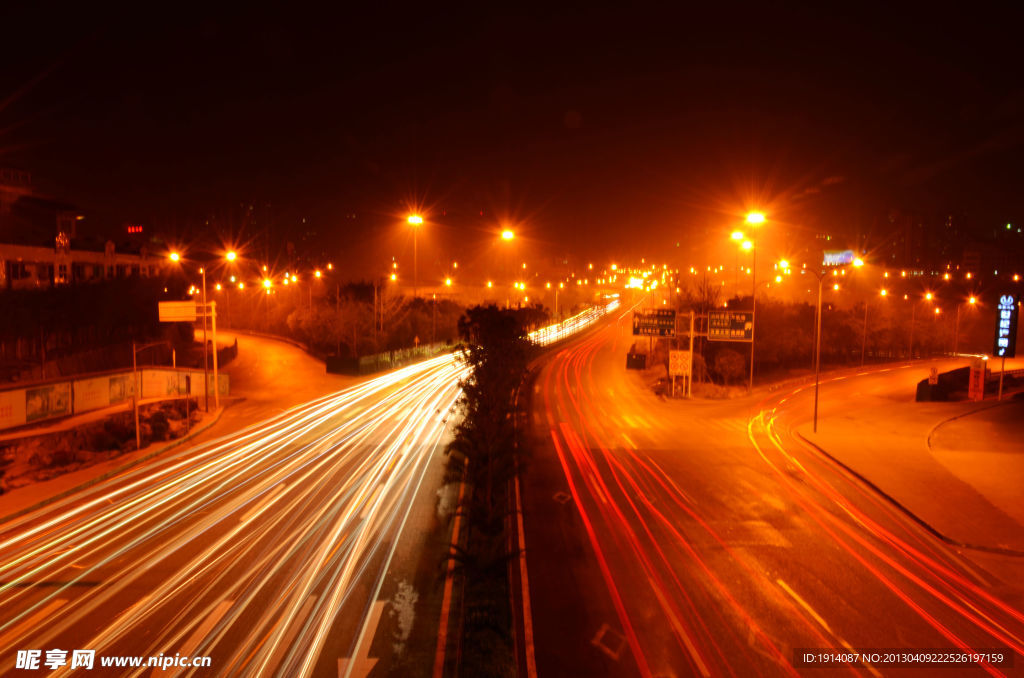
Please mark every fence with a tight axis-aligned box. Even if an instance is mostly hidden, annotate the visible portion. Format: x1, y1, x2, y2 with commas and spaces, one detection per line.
326, 342, 452, 375
0, 367, 229, 432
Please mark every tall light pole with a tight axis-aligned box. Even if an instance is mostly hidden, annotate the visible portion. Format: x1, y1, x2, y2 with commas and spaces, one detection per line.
953, 295, 977, 354
863, 289, 887, 366
408, 215, 423, 298
736, 211, 764, 391
812, 255, 863, 432
501, 228, 514, 308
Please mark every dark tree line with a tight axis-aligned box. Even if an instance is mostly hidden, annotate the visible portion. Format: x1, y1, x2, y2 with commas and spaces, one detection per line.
443, 305, 541, 678
672, 277, 995, 386
0, 278, 187, 381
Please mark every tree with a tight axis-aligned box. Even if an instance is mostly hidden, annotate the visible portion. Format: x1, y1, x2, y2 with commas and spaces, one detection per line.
714, 348, 746, 385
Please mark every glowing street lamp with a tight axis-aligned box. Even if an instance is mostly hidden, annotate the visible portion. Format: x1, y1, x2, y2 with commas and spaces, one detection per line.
408, 215, 423, 297
501, 229, 514, 241
169, 251, 181, 262
745, 211, 766, 225
225, 250, 237, 262
953, 296, 979, 354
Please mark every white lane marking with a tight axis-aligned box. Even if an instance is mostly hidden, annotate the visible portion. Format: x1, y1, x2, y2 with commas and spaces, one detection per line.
263, 595, 315, 675
150, 599, 232, 677
0, 598, 67, 649
515, 476, 538, 677
239, 484, 287, 523
359, 484, 384, 521
776, 578, 831, 633
338, 600, 385, 678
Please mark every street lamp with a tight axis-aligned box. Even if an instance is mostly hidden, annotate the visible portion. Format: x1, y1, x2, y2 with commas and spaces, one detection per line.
953, 295, 978, 354
168, 250, 235, 411
812, 255, 863, 432
500, 228, 515, 307
862, 288, 889, 366
408, 215, 423, 298
908, 292, 935, 359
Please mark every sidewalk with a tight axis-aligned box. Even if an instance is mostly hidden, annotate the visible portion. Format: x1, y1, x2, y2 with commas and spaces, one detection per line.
794, 379, 1024, 554
0, 330, 358, 520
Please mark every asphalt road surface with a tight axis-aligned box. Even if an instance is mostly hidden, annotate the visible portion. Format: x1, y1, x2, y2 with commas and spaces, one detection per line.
0, 355, 465, 677
521, 309, 1024, 677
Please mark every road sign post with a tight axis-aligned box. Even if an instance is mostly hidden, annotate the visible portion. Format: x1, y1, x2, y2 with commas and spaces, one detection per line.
994, 293, 1018, 401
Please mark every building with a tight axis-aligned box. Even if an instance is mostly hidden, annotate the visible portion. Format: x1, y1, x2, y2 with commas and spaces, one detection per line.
0, 169, 167, 290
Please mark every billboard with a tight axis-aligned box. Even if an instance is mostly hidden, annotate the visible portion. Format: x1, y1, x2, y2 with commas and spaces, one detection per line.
708, 310, 754, 342
25, 383, 72, 423
994, 293, 1018, 358
822, 250, 855, 266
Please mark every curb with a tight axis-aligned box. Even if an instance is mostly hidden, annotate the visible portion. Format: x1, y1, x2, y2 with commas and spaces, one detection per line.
925, 401, 1007, 450
0, 405, 228, 524
793, 429, 1024, 558
224, 328, 322, 362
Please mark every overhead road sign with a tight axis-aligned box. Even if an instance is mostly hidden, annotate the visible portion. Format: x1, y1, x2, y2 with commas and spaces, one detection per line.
708, 310, 753, 342
632, 309, 676, 337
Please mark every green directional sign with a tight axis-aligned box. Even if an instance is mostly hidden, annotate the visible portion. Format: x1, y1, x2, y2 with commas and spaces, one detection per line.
632, 309, 676, 337
708, 310, 753, 342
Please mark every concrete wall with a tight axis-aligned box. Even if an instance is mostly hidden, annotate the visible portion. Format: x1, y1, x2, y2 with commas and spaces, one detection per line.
0, 368, 228, 431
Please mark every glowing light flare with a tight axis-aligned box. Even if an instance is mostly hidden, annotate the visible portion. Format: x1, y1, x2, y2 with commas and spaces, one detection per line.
169, 252, 181, 262
501, 229, 514, 240
745, 211, 766, 225
226, 251, 237, 262
407, 215, 423, 225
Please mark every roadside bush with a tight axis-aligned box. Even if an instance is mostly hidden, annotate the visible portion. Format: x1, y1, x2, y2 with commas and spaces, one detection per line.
88, 431, 119, 451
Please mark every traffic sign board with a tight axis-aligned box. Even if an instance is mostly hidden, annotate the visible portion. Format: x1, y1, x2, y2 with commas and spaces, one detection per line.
708, 310, 753, 342
669, 350, 691, 376
632, 309, 676, 337
158, 301, 198, 322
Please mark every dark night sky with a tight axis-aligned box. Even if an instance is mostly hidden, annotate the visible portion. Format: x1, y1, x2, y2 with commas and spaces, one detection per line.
3, 5, 1024, 275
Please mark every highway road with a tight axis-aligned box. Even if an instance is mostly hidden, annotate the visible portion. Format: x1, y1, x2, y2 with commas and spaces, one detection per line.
0, 354, 468, 676
521, 307, 1024, 677
0, 302, 617, 677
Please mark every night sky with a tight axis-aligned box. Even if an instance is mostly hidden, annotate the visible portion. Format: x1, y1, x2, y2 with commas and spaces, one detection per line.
3, 5, 1024, 274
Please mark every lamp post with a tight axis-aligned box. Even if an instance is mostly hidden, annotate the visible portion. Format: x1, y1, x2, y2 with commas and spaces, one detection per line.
501, 228, 515, 308
169, 251, 230, 412
953, 296, 977, 354
408, 215, 423, 298
908, 292, 933, 360
812, 255, 863, 432
734, 211, 764, 391
863, 289, 887, 366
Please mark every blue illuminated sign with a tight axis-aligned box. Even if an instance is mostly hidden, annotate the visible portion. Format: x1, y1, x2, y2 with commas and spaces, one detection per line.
822, 250, 855, 266
994, 293, 1018, 358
